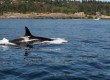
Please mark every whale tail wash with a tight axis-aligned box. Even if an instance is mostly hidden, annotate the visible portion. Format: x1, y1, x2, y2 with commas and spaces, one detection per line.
0, 26, 67, 46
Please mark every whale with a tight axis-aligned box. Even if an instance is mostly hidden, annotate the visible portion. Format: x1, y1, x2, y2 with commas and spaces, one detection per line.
9, 26, 53, 45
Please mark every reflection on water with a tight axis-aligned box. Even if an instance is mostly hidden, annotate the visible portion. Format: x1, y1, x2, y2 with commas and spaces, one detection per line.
24, 51, 30, 56
0, 45, 9, 51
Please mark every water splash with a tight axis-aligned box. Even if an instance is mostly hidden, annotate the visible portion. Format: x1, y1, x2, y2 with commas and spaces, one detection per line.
42, 38, 68, 44
0, 38, 15, 45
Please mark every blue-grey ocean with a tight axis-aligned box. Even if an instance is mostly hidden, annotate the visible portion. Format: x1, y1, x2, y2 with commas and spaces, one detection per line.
0, 19, 110, 80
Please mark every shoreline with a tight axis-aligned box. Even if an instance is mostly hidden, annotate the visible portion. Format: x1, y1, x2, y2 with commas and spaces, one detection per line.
0, 12, 110, 19
0, 12, 85, 19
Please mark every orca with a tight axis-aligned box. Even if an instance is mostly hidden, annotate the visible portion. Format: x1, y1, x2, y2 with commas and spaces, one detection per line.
9, 26, 53, 45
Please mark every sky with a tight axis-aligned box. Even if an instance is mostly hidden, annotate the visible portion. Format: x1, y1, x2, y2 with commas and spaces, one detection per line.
79, 0, 110, 1
98, 0, 109, 1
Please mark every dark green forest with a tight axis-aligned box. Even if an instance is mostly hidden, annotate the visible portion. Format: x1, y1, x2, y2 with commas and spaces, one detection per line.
0, 0, 110, 15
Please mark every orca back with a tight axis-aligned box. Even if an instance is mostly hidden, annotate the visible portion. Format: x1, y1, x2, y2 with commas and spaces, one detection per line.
24, 26, 53, 41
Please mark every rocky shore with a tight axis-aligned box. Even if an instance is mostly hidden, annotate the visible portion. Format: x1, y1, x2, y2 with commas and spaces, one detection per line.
0, 12, 110, 19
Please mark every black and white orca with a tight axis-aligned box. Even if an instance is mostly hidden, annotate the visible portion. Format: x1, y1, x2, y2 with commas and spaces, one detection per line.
9, 26, 53, 45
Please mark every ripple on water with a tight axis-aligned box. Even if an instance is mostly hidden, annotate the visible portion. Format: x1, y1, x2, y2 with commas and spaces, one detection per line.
19, 70, 49, 80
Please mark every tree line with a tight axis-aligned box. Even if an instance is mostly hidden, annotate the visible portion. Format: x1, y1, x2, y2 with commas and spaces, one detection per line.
0, 0, 110, 16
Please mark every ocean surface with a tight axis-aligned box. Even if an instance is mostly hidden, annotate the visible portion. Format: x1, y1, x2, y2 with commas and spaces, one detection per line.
0, 19, 110, 80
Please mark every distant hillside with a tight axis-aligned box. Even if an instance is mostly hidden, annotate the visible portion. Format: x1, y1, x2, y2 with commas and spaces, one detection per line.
0, 0, 110, 16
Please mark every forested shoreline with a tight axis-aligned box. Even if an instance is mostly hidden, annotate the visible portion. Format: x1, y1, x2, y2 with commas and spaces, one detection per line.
0, 0, 110, 18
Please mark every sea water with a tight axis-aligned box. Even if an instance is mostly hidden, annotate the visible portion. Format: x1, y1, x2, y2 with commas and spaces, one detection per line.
0, 19, 110, 80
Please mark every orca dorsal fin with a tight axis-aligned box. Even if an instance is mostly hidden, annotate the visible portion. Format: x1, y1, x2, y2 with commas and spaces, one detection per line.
24, 26, 33, 36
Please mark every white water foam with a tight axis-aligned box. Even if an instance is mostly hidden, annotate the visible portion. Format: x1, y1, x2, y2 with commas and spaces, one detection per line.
42, 38, 68, 44
0, 38, 15, 45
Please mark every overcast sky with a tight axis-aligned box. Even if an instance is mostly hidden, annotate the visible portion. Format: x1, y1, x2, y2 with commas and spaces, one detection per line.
79, 0, 110, 1
98, 0, 109, 1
